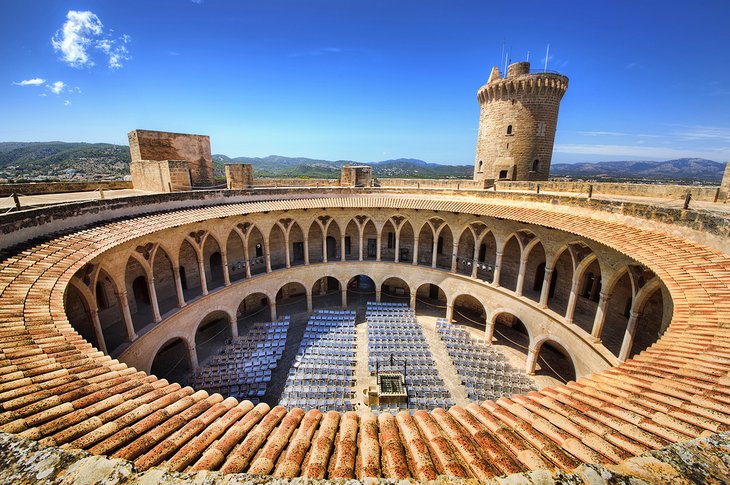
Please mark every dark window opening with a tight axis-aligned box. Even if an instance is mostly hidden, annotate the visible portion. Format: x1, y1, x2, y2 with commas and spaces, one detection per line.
387, 232, 395, 249
293, 242, 304, 261
624, 297, 633, 317
534, 262, 546, 292
549, 270, 558, 298
532, 159, 540, 172
345, 236, 351, 255
255, 243, 263, 258
95, 282, 108, 309
506, 125, 513, 135
499, 170, 509, 179
437, 236, 444, 254
478, 160, 483, 173
179, 266, 187, 290
478, 243, 486, 262
132, 276, 150, 306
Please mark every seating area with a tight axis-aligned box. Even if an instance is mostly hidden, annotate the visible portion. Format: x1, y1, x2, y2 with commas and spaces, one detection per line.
279, 310, 356, 412
191, 317, 289, 403
367, 302, 454, 413
436, 318, 537, 401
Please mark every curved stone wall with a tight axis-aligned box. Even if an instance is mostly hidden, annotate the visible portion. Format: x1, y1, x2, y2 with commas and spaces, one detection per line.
0, 192, 728, 481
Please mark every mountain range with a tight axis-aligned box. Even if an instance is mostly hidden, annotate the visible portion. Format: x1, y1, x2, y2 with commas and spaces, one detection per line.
0, 141, 724, 183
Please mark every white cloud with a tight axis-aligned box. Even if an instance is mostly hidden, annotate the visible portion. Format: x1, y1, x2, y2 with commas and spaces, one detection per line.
49, 81, 66, 95
13, 78, 46, 86
64, 100, 71, 106
51, 10, 131, 69
554, 143, 729, 161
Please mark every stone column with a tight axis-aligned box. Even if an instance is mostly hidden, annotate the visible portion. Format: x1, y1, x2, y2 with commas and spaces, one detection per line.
117, 290, 137, 341
221, 250, 231, 286
375, 233, 382, 262
409, 293, 416, 309
230, 318, 239, 338
484, 318, 495, 344
187, 343, 200, 373
591, 291, 611, 341
618, 311, 641, 362
91, 308, 108, 354
525, 346, 539, 375
322, 229, 328, 263
515, 257, 527, 296
341, 288, 347, 307
431, 236, 439, 268
306, 291, 313, 312
492, 250, 504, 287
147, 277, 162, 323
412, 235, 419, 265
243, 243, 252, 278
197, 257, 208, 296
539, 266, 554, 308
284, 233, 291, 268
564, 279, 580, 325
450, 241, 459, 272
358, 228, 364, 262
172, 265, 186, 308
269, 301, 277, 321
394, 229, 401, 263
471, 244, 480, 278
264, 241, 272, 273
375, 289, 381, 303
446, 304, 454, 323
303, 236, 310, 266
340, 235, 346, 262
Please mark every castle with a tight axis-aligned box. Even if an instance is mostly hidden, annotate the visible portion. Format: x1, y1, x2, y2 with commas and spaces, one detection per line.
0, 64, 729, 483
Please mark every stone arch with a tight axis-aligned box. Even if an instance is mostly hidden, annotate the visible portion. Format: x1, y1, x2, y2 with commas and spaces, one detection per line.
325, 220, 341, 261
276, 281, 308, 317
150, 336, 193, 384
344, 219, 360, 261
195, 309, 234, 366
499, 234, 522, 291
624, 278, 667, 360
95, 267, 128, 354
416, 221, 434, 266
237, 292, 272, 322
65, 279, 102, 351
226, 229, 246, 282
490, 311, 531, 354
151, 245, 177, 317
289, 221, 305, 266
455, 227, 476, 276
247, 225, 266, 275
547, 246, 574, 316
601, 269, 634, 357
523, 240, 546, 302
179, 238, 202, 299
572, 256, 602, 332
125, 255, 153, 333
436, 223, 453, 269
530, 337, 577, 382
202, 233, 224, 290
452, 293, 487, 331
362, 220, 378, 259
415, 282, 446, 317
306, 220, 323, 264
381, 276, 411, 304
476, 229, 497, 283
397, 219, 415, 264
380, 219, 397, 262
312, 276, 341, 309
347, 274, 376, 305
269, 223, 288, 269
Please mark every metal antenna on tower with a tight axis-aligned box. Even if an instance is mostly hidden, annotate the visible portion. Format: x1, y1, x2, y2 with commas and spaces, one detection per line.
544, 44, 550, 72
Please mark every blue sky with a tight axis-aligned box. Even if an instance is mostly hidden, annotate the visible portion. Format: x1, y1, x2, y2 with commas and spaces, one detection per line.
2, 0, 729, 164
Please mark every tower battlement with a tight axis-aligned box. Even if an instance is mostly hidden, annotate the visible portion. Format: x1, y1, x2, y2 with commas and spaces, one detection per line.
473, 61, 568, 182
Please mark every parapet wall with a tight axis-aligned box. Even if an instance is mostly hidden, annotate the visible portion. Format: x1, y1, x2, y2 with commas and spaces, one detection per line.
252, 178, 340, 187
378, 178, 489, 190
496, 180, 724, 202
0, 180, 132, 197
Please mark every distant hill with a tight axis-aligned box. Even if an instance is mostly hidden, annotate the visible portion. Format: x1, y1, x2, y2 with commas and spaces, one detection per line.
551, 158, 724, 183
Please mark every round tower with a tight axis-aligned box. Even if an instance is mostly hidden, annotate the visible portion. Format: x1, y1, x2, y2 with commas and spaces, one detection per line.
473, 61, 568, 182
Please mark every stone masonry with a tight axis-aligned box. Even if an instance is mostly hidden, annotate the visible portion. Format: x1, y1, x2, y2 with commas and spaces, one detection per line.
720, 161, 730, 200
473, 62, 568, 182
225, 163, 253, 189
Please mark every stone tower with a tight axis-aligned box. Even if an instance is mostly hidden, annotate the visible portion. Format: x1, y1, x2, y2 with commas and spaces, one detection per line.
473, 61, 568, 182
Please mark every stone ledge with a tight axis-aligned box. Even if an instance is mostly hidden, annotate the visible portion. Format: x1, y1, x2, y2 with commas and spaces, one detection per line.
0, 429, 728, 484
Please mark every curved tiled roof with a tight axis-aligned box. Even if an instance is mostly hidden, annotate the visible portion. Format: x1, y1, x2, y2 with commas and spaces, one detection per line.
1, 194, 729, 480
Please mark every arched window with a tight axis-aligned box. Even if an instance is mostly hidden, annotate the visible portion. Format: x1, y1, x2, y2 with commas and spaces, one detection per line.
532, 159, 540, 172
478, 160, 483, 173
506, 125, 513, 135
95, 281, 108, 310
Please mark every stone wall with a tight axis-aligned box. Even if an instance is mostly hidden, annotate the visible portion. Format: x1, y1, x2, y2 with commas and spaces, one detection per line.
225, 164, 253, 189
252, 178, 340, 187
128, 129, 214, 187
130, 160, 191, 192
720, 162, 730, 199
378, 178, 489, 189
340, 166, 373, 187
0, 180, 131, 197
496, 180, 722, 202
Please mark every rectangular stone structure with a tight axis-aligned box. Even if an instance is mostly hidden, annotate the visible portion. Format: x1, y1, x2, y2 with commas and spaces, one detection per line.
128, 129, 214, 189
225, 164, 253, 189
130, 160, 191, 192
720, 162, 730, 201
341, 165, 372, 187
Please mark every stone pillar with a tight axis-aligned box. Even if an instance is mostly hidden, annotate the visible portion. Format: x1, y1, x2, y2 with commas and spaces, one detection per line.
197, 257, 208, 296
539, 266, 554, 308
91, 309, 108, 354
187, 343, 200, 373
322, 230, 328, 264
394, 229, 400, 263
515, 257, 527, 296
412, 235, 419, 265
564, 279, 580, 325
409, 293, 416, 309
471, 244, 480, 278
341, 288, 347, 307
446, 304, 454, 323
284, 233, 291, 269
117, 290, 137, 341
340, 235, 346, 262
451, 241, 459, 272
591, 291, 611, 341
264, 241, 272, 273
303, 236, 310, 266
306, 292, 313, 312
484, 318, 495, 344
431, 236, 439, 268
525, 346, 539, 375
221, 250, 231, 286
719, 161, 730, 201
375, 289, 381, 303
618, 311, 641, 362
269, 301, 277, 321
358, 228, 364, 262
172, 265, 186, 308
492, 251, 504, 287
375, 233, 382, 262
147, 277, 162, 323
243, 243, 252, 278
230, 318, 239, 338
